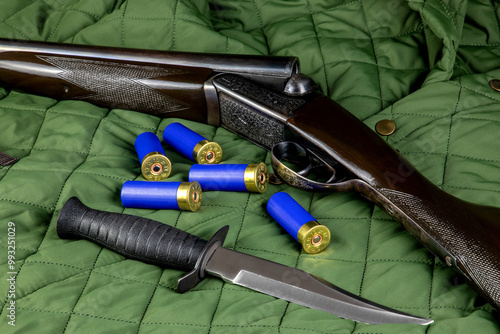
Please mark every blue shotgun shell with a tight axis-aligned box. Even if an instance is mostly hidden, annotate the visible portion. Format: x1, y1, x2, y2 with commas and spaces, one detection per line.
189, 163, 269, 193
135, 132, 172, 181
163, 122, 222, 164
267, 192, 330, 254
121, 180, 202, 211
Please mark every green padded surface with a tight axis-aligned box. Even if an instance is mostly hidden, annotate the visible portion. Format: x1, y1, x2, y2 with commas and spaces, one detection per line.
0, 0, 499, 333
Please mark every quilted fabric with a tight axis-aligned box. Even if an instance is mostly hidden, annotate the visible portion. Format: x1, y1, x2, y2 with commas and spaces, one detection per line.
0, 0, 499, 333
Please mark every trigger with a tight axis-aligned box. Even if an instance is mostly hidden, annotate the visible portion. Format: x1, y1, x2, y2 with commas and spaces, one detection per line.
270, 142, 339, 191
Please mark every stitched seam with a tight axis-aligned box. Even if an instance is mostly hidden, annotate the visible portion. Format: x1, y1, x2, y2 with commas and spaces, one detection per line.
408, 0, 464, 18
61, 249, 103, 332
278, 27, 427, 52
120, 0, 129, 47
135, 271, 163, 333
0, 146, 137, 164
0, 100, 63, 317
0, 198, 54, 211
0, 0, 38, 26
440, 77, 463, 187
359, 0, 384, 110
206, 283, 224, 334
25, 101, 59, 161
12, 265, 96, 304
426, 257, 436, 324
350, 205, 374, 334
229, 0, 359, 34
446, 184, 500, 194
390, 116, 450, 145
181, 210, 239, 233
73, 10, 425, 42
390, 111, 500, 144
386, 99, 500, 119
229, 145, 269, 249
251, 0, 263, 29
63, 14, 266, 55
12, 306, 482, 327
10, 168, 134, 181
489, 0, 500, 38
447, 81, 500, 103
278, 193, 315, 331
17, 307, 140, 324
400, 151, 500, 164
24, 257, 129, 274
232, 194, 251, 250
57, 110, 112, 331
1, 21, 31, 39
0, 245, 37, 252
386, 105, 395, 145
334, 94, 394, 104
460, 42, 500, 47
66, 8, 103, 20
172, 0, 179, 50
17, 259, 178, 296
306, 0, 329, 95
321, 59, 428, 73
47, 7, 68, 41
94, 269, 176, 291
0, 108, 110, 316
206, 176, 259, 332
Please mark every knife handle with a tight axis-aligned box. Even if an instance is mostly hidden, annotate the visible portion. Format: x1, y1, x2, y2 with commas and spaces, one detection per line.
57, 197, 228, 292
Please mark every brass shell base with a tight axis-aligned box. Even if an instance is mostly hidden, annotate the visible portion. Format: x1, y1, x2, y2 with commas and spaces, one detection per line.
244, 162, 269, 193
177, 181, 203, 212
193, 140, 223, 164
297, 221, 331, 254
141, 152, 171, 181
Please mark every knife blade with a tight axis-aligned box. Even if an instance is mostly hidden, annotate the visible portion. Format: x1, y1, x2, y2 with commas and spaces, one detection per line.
56, 197, 433, 325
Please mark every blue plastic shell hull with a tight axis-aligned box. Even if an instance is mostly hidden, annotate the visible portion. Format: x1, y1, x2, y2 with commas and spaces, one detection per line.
189, 164, 248, 191
121, 181, 181, 210
267, 192, 316, 241
134, 132, 165, 162
163, 123, 205, 161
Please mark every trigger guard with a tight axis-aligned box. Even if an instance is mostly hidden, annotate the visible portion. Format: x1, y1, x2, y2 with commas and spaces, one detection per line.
271, 142, 344, 192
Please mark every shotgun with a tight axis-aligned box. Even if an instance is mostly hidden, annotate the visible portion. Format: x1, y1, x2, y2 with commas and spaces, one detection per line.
1, 38, 499, 309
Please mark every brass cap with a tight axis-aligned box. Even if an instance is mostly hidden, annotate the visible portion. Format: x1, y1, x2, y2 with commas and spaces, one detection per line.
375, 119, 396, 136
177, 181, 203, 212
244, 163, 269, 193
141, 152, 172, 181
489, 79, 500, 92
193, 140, 223, 164
297, 221, 331, 254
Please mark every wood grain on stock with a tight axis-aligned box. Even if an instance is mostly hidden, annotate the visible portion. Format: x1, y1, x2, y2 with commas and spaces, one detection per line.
288, 95, 500, 308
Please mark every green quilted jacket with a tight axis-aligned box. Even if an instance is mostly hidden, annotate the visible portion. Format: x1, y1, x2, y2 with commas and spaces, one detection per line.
1, 0, 499, 333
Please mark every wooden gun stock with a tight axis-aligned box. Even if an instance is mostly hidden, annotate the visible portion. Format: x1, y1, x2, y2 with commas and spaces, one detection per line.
288, 96, 500, 308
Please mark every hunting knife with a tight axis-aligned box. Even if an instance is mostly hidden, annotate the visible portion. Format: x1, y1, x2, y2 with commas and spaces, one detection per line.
56, 197, 433, 325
